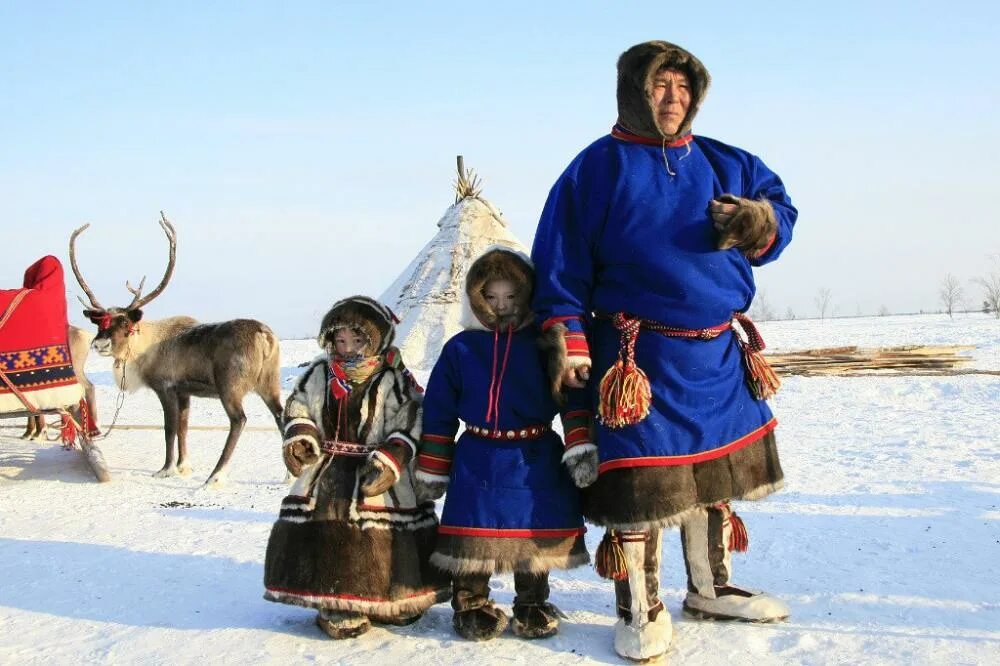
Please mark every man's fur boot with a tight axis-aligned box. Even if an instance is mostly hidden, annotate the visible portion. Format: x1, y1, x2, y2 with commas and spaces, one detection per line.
681, 503, 789, 622
452, 574, 509, 641
612, 529, 672, 663
511, 571, 562, 639
316, 609, 371, 639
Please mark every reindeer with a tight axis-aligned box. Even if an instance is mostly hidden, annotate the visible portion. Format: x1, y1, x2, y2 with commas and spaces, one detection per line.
22, 325, 99, 440
69, 212, 283, 485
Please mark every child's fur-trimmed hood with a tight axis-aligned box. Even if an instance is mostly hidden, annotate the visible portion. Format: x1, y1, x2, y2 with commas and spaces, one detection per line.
461, 247, 535, 331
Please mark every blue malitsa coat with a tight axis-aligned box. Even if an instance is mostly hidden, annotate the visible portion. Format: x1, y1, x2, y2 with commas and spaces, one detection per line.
416, 249, 591, 575
531, 128, 796, 527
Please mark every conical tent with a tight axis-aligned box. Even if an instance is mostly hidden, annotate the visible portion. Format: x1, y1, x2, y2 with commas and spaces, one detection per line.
379, 157, 528, 380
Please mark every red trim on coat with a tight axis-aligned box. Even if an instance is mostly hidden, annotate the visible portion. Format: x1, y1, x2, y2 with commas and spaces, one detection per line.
564, 332, 590, 357
541, 315, 581, 332
438, 525, 586, 538
611, 126, 694, 148
598, 418, 777, 473
750, 232, 777, 258
421, 433, 455, 444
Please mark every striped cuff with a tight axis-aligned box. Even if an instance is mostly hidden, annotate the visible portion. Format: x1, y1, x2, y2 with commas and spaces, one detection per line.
544, 316, 592, 361
369, 433, 417, 482
416, 433, 455, 479
282, 418, 320, 458
560, 409, 593, 453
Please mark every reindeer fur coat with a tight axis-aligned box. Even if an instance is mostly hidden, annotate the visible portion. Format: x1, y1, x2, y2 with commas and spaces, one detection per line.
264, 305, 449, 619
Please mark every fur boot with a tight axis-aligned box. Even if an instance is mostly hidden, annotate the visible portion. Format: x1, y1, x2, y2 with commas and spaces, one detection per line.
452, 574, 509, 641
680, 503, 789, 622
316, 609, 371, 639
511, 571, 561, 639
612, 529, 672, 663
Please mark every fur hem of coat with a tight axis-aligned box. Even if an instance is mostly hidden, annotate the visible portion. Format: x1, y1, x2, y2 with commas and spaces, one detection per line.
430, 534, 590, 575
583, 431, 783, 528
263, 586, 445, 621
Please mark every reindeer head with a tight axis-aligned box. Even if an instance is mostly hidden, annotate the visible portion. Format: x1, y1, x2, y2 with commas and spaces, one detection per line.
69, 212, 177, 358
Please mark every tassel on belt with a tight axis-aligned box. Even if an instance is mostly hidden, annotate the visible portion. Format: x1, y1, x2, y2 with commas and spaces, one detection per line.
465, 424, 549, 441
597, 311, 780, 429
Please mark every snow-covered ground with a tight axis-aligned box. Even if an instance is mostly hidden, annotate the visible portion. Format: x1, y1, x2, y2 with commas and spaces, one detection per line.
1, 313, 998, 665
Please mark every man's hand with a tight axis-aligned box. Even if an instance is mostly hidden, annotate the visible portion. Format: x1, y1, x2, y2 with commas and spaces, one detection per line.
710, 194, 776, 254
560, 364, 591, 390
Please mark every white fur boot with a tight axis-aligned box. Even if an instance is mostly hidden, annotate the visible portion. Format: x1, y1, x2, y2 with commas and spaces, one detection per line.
612, 529, 672, 663
680, 504, 789, 622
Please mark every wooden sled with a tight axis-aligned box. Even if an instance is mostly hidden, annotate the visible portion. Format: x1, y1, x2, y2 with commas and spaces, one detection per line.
1, 256, 110, 482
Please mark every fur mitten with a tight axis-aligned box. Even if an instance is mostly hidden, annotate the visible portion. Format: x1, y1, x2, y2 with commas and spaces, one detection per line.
283, 440, 319, 477
712, 194, 776, 255
562, 444, 599, 488
414, 477, 448, 503
359, 458, 397, 497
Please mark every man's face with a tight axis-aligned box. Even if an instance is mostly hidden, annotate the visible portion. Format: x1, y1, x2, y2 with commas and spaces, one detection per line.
650, 68, 691, 135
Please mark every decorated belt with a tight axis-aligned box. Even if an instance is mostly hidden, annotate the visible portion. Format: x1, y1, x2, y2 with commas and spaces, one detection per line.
321, 440, 373, 456
465, 424, 549, 441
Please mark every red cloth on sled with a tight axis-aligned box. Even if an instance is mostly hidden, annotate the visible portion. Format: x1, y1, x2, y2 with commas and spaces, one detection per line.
0, 256, 83, 412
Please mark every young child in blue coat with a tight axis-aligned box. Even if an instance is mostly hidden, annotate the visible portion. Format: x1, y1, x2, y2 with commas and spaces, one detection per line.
414, 247, 598, 641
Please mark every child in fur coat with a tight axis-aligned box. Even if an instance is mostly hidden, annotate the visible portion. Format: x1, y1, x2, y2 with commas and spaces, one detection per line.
414, 248, 599, 641
263, 296, 449, 639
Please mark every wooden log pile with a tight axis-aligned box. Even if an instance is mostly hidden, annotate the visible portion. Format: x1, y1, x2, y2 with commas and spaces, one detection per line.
765, 345, 1000, 377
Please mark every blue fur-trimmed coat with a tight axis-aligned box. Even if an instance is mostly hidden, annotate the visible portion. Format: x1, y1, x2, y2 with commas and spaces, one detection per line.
416, 326, 590, 540
531, 132, 797, 474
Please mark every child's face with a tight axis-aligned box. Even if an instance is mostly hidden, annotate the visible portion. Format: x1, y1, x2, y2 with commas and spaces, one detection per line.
484, 279, 517, 317
333, 329, 367, 356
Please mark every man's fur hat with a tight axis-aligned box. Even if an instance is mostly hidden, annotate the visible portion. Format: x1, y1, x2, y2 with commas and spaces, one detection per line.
616, 40, 711, 142
462, 247, 534, 331
318, 296, 397, 356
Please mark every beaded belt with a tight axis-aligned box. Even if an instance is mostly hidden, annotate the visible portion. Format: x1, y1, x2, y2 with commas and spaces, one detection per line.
321, 440, 373, 456
465, 424, 549, 441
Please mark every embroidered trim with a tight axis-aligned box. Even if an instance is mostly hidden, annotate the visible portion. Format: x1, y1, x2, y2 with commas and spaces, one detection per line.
598, 418, 778, 472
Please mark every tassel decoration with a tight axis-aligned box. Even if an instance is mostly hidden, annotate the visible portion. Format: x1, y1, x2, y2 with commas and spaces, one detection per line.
595, 530, 629, 580
732, 312, 780, 400
728, 509, 750, 553
60, 413, 78, 449
598, 313, 651, 428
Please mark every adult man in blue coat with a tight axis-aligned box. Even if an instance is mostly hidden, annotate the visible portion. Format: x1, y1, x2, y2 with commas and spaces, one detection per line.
532, 40, 796, 662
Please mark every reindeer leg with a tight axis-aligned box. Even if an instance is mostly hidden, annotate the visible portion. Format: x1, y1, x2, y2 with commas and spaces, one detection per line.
176, 393, 193, 476
153, 388, 181, 477
204, 395, 246, 487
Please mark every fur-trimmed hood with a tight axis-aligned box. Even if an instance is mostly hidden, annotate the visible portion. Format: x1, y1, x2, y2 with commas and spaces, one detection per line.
461, 247, 535, 331
317, 296, 397, 356
616, 40, 711, 142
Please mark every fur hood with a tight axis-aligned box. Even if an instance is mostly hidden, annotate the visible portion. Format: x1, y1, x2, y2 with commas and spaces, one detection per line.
317, 296, 397, 356
461, 247, 535, 331
616, 40, 711, 142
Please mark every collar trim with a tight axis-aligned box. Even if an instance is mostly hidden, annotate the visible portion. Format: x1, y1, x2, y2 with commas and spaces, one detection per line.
611, 124, 693, 148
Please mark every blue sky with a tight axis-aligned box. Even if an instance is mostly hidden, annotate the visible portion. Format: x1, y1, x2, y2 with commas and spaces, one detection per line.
2, 1, 998, 336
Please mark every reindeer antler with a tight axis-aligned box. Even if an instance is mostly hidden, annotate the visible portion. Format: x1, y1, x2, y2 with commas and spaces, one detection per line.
125, 211, 177, 311
68, 223, 105, 311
